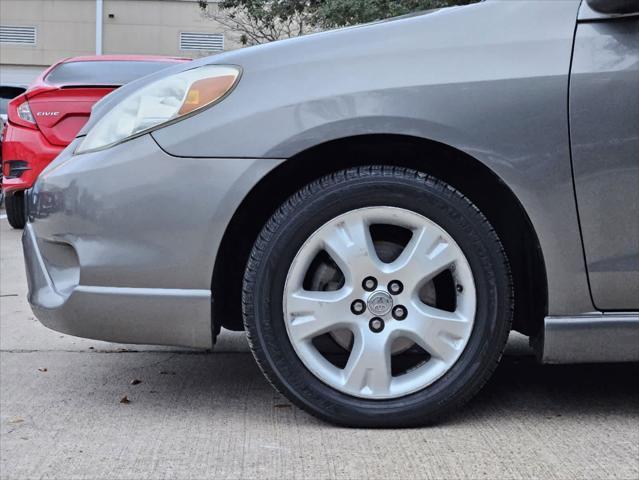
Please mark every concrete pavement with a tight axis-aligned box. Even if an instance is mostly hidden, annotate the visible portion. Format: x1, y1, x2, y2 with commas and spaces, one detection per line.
1, 216, 638, 479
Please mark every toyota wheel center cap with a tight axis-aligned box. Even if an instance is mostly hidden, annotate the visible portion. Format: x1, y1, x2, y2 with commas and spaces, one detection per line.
367, 291, 393, 316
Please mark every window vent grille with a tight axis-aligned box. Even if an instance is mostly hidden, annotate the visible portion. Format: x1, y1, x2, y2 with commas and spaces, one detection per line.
0, 25, 37, 45
179, 32, 224, 52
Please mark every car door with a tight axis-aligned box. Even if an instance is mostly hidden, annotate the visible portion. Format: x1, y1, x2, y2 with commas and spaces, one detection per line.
569, 0, 639, 310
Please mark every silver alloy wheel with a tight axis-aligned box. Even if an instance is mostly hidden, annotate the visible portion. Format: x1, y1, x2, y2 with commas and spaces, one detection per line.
283, 206, 476, 399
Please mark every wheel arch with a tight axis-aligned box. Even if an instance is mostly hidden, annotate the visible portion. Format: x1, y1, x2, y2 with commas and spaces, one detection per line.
212, 134, 547, 337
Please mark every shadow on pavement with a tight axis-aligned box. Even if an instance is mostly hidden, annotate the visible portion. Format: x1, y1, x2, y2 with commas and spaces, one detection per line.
77, 351, 639, 424
457, 355, 639, 421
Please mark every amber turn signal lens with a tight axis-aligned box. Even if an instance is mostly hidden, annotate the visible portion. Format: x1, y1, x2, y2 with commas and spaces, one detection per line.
178, 74, 238, 116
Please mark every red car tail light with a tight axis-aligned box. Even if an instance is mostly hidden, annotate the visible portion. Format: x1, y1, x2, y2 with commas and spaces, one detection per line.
8, 94, 38, 130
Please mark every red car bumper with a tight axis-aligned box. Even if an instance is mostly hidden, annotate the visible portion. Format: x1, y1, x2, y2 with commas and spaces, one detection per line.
2, 122, 62, 195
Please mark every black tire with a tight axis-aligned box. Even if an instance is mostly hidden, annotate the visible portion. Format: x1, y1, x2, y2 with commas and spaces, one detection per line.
243, 166, 513, 427
6, 191, 26, 229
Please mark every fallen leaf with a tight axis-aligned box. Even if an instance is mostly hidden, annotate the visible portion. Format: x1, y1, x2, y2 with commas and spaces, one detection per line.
9, 417, 24, 424
130, 379, 142, 385
37, 368, 48, 372
119, 395, 130, 404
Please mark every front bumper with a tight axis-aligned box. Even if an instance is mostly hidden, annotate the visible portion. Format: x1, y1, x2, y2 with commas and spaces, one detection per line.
23, 222, 213, 347
22, 134, 282, 348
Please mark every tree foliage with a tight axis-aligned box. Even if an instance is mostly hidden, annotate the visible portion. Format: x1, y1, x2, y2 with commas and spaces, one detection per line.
198, 0, 475, 46
314, 0, 475, 28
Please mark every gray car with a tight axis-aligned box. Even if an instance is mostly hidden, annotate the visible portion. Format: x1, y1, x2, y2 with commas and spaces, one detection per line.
22, 0, 639, 427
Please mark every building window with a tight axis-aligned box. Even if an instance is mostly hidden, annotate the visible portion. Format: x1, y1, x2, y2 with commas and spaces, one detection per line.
179, 32, 224, 52
0, 25, 37, 45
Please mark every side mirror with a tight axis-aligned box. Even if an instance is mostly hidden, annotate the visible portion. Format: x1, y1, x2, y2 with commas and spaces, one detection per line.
587, 0, 639, 14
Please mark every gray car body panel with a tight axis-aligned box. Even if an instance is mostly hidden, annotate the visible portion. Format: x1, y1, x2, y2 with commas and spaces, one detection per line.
23, 0, 639, 353
153, 0, 592, 315
27, 135, 282, 347
23, 221, 214, 348
569, 14, 639, 310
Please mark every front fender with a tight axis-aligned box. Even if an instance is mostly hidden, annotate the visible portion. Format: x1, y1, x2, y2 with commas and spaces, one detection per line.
151, 0, 591, 315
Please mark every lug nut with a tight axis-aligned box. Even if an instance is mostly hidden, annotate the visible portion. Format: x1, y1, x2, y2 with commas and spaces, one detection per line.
392, 305, 408, 321
388, 280, 403, 295
369, 317, 385, 333
350, 299, 366, 315
362, 276, 378, 292
456, 284, 464, 293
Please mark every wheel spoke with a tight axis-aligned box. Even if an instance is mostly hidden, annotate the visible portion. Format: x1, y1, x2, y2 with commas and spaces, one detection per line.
320, 214, 380, 282
286, 289, 352, 342
342, 330, 392, 396
395, 303, 472, 363
390, 225, 458, 284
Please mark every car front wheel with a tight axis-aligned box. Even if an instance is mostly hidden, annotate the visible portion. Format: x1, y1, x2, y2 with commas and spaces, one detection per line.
243, 166, 513, 427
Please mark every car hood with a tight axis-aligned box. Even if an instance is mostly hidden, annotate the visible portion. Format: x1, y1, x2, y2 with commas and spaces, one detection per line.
77, 3, 477, 137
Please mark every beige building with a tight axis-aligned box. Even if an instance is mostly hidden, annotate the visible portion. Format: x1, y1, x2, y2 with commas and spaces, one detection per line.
1, 0, 240, 82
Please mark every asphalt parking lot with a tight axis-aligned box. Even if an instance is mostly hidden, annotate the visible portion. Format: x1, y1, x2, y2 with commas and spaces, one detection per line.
1, 213, 638, 480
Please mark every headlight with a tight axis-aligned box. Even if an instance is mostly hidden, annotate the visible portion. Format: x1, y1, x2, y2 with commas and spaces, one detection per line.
76, 65, 241, 154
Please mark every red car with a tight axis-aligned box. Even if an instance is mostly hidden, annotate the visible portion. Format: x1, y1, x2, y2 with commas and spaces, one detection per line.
2, 55, 190, 228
